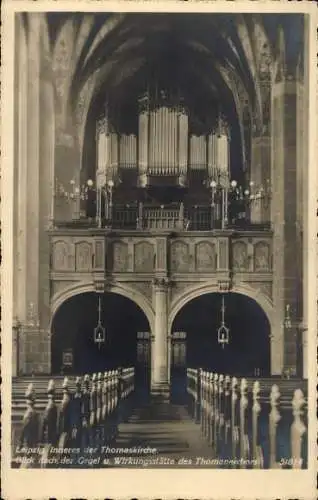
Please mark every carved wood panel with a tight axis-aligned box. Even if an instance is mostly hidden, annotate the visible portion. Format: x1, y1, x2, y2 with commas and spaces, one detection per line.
254, 241, 271, 272
52, 240, 74, 271
94, 240, 104, 270
134, 241, 154, 272
195, 241, 217, 271
112, 241, 129, 272
75, 241, 92, 272
217, 239, 228, 270
156, 238, 167, 272
232, 241, 248, 271
170, 240, 190, 273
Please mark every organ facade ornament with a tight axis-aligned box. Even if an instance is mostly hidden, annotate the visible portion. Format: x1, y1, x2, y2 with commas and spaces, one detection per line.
95, 90, 230, 189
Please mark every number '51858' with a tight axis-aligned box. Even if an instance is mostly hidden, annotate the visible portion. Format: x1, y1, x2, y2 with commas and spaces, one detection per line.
280, 458, 303, 467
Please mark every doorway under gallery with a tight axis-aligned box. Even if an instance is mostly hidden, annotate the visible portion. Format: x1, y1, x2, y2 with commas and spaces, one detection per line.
51, 291, 151, 391
170, 292, 271, 400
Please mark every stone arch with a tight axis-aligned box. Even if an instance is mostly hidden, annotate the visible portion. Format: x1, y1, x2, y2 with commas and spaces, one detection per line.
168, 280, 279, 374
168, 281, 274, 334
51, 281, 155, 333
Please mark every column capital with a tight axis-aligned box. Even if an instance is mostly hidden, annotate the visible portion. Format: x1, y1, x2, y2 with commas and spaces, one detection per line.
217, 278, 232, 293
153, 277, 171, 291
298, 321, 308, 333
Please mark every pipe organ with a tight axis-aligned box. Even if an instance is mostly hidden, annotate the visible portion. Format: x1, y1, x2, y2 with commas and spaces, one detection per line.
120, 134, 137, 168
95, 92, 230, 187
189, 135, 207, 169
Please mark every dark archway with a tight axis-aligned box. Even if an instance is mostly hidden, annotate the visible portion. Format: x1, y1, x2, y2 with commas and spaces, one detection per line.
170, 292, 271, 399
51, 292, 151, 388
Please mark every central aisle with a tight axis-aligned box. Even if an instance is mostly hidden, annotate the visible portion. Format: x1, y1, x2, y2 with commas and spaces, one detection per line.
113, 401, 217, 466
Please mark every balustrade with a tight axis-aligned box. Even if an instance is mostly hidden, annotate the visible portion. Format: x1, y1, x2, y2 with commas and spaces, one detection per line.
13, 368, 135, 468
186, 368, 307, 469
63, 199, 271, 231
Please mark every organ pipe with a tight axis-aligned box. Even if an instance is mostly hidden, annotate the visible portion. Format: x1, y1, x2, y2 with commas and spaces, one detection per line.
120, 135, 126, 166
168, 109, 172, 168
163, 107, 168, 169
110, 132, 118, 179
160, 108, 163, 171
159, 108, 163, 172
96, 92, 231, 187
138, 111, 148, 175
178, 112, 188, 174
119, 134, 137, 167
207, 134, 212, 178
155, 109, 159, 170
97, 122, 103, 171
174, 111, 178, 170
96, 116, 110, 188
150, 111, 154, 169
216, 133, 229, 186
132, 135, 137, 166
190, 135, 206, 169
171, 111, 175, 170
157, 108, 160, 170
168, 111, 172, 170
161, 107, 165, 172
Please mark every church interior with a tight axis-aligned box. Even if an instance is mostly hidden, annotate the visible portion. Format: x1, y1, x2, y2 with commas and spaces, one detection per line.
12, 11, 309, 385
7, 10, 312, 476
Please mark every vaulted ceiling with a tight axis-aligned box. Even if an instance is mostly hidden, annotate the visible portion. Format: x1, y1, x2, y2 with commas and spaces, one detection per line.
46, 12, 304, 130
29, 11, 304, 179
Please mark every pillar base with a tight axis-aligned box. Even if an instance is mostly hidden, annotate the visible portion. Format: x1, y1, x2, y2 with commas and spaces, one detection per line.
150, 382, 170, 402
19, 326, 51, 375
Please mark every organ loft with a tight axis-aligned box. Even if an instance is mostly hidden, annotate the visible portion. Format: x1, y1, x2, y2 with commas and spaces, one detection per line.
11, 13, 309, 397
92, 87, 232, 231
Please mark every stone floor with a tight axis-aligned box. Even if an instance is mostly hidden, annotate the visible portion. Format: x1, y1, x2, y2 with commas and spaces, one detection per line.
110, 400, 217, 467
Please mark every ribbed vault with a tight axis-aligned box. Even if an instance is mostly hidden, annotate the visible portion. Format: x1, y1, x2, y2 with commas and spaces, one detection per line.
39, 12, 304, 176
45, 14, 302, 106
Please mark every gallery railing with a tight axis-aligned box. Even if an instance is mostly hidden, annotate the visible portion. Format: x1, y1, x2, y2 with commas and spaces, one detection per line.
186, 368, 307, 469
56, 204, 271, 232
12, 368, 135, 468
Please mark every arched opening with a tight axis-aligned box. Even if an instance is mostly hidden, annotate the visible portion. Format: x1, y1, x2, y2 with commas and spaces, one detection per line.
51, 292, 151, 390
170, 292, 271, 400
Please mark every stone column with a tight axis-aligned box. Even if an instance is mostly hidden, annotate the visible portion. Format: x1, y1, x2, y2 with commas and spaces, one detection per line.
14, 15, 28, 352
12, 324, 19, 377
271, 74, 301, 376
151, 278, 170, 399
13, 14, 53, 374
299, 16, 309, 380
250, 133, 271, 224
20, 322, 51, 375
250, 79, 271, 225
